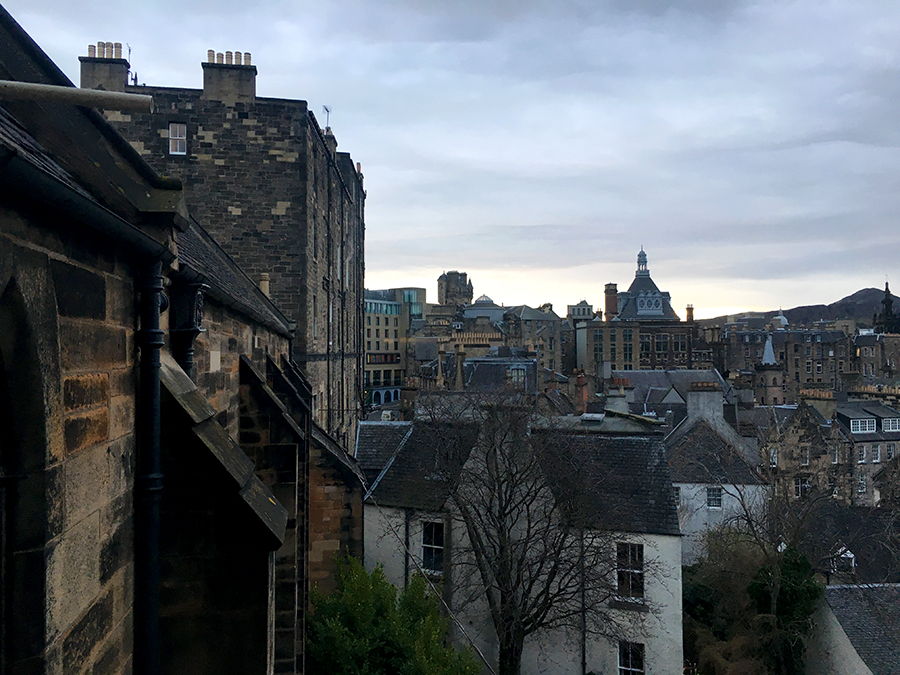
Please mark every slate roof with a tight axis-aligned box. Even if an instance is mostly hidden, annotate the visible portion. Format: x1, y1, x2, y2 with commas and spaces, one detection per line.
666, 420, 762, 485
614, 369, 727, 403
796, 501, 900, 584
825, 584, 900, 675
533, 430, 681, 537
356, 420, 480, 512
504, 305, 561, 321
176, 221, 292, 336
0, 105, 89, 198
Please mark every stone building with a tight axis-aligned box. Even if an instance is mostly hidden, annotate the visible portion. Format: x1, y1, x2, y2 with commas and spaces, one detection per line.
437, 270, 473, 306
579, 249, 707, 376
78, 46, 366, 454
0, 13, 361, 674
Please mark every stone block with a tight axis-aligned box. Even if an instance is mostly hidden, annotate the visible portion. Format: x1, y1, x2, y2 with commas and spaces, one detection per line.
50, 258, 106, 320
106, 436, 135, 503
63, 373, 110, 412
47, 512, 101, 639
64, 445, 109, 526
59, 321, 127, 371
108, 396, 135, 441
61, 587, 114, 675
64, 408, 109, 455
100, 520, 134, 584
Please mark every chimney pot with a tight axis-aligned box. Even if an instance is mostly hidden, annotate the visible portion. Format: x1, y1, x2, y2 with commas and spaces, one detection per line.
259, 273, 270, 297
216, 52, 224, 64
113, 42, 122, 59
234, 51, 242, 65
243, 52, 251, 65
88, 44, 96, 58
225, 51, 233, 65
207, 49, 215, 63
105, 42, 113, 58
97, 41, 106, 57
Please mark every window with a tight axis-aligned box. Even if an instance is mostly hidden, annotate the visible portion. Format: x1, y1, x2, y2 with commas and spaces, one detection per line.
394, 318, 399, 327
858, 445, 866, 463
857, 474, 867, 493
801, 448, 809, 466
831, 444, 839, 464
851, 419, 876, 434
888, 443, 895, 461
393, 341, 399, 351
706, 486, 723, 509
673, 334, 687, 352
883, 418, 900, 432
640, 334, 651, 355
873, 444, 881, 463
168, 122, 187, 155
655, 334, 669, 353
619, 641, 645, 675
769, 448, 778, 467
673, 486, 680, 503
422, 522, 444, 574
616, 543, 644, 599
794, 476, 810, 499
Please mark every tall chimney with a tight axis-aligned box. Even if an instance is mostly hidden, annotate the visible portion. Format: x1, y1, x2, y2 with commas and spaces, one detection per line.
686, 304, 694, 322
202, 48, 257, 104
604, 283, 618, 320
79, 41, 130, 92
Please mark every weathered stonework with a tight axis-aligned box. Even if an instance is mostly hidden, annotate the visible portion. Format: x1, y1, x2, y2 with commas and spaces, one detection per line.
90, 61, 366, 457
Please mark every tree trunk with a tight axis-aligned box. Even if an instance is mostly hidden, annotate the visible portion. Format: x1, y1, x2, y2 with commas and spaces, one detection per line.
498, 628, 525, 675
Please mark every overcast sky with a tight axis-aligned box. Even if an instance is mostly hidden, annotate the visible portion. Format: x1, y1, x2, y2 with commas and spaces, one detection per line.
6, 0, 900, 318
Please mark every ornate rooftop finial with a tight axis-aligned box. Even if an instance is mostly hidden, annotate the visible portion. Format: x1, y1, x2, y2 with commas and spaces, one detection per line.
636, 247, 649, 277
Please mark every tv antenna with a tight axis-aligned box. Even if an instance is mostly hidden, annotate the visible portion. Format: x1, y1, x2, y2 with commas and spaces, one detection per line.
322, 105, 331, 127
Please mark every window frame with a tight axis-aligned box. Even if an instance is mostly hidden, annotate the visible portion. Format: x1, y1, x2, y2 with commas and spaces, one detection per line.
706, 486, 723, 509
168, 122, 187, 155
618, 641, 645, 675
421, 521, 444, 576
616, 542, 644, 600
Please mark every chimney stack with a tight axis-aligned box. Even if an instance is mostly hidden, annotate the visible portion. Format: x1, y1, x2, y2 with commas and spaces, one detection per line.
258, 273, 270, 297
686, 304, 694, 322
604, 283, 618, 320
202, 49, 257, 104
79, 41, 130, 92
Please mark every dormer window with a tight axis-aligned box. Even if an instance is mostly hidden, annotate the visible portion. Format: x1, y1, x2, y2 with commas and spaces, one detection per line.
883, 418, 900, 432
850, 419, 876, 434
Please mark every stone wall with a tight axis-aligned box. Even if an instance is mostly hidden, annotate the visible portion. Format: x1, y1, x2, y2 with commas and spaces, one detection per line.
91, 62, 365, 454
1, 206, 137, 675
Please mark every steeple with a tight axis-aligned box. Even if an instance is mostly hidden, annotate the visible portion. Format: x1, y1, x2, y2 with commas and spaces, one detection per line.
762, 335, 778, 365
636, 247, 649, 278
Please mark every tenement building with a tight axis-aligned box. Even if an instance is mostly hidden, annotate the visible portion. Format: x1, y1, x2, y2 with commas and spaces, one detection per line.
78, 46, 366, 452
1, 12, 363, 673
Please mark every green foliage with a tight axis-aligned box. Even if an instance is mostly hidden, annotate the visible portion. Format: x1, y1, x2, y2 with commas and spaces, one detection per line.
307, 557, 480, 675
683, 535, 823, 675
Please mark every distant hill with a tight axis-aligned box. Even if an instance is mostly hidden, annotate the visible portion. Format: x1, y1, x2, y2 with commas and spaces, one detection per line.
700, 288, 899, 328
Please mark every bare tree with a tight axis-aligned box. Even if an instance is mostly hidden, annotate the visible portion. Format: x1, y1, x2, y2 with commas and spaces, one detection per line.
418, 392, 671, 675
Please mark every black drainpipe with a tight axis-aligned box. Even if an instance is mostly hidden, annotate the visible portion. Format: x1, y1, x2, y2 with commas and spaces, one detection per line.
135, 260, 166, 675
